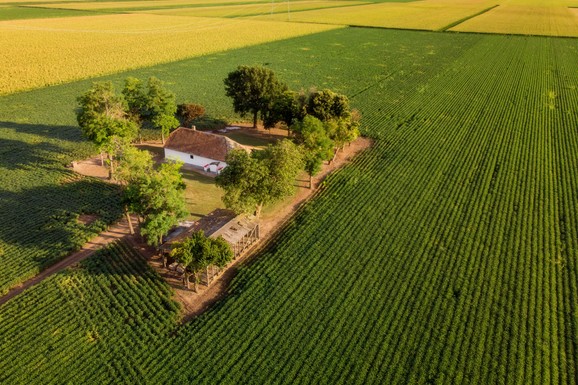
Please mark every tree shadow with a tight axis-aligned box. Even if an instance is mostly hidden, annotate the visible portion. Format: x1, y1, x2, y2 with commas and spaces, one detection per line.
0, 179, 123, 286
0, 120, 85, 143
0, 138, 68, 171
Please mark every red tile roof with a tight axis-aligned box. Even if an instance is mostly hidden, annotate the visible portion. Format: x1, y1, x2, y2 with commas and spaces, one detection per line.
164, 128, 243, 162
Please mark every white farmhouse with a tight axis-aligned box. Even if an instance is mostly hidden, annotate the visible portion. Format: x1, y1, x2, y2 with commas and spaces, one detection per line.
164, 127, 244, 174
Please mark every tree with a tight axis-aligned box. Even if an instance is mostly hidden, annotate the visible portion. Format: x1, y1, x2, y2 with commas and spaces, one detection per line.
254, 139, 304, 201
204, 236, 233, 285
292, 115, 334, 189
170, 231, 207, 291
144, 77, 179, 144
324, 111, 360, 157
305, 89, 351, 122
76, 81, 138, 176
216, 140, 303, 216
262, 90, 303, 132
125, 161, 187, 247
170, 231, 233, 291
215, 149, 268, 215
116, 145, 155, 234
122, 77, 147, 124
224, 65, 288, 128
176, 103, 205, 127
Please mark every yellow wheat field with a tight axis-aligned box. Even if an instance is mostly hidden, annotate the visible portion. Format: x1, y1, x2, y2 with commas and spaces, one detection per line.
31, 0, 275, 11
137, 1, 367, 18
0, 14, 340, 95
251, 0, 495, 30
450, 2, 578, 36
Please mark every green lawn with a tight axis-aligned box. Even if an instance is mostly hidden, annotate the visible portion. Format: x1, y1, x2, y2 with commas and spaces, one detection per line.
180, 169, 224, 220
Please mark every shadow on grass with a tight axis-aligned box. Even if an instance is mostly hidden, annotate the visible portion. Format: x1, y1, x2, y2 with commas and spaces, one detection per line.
0, 120, 85, 143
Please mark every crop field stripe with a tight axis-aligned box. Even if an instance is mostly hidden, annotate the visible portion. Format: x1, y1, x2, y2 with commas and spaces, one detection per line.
437, 4, 499, 32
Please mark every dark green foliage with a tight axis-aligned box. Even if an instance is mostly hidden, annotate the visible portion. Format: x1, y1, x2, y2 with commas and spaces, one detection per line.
122, 77, 147, 125
293, 115, 334, 185
216, 140, 303, 215
262, 90, 303, 129
171, 231, 233, 290
145, 77, 180, 143
176, 103, 205, 127
224, 65, 288, 128
76, 81, 138, 149
215, 148, 269, 215
126, 161, 188, 246
305, 88, 351, 122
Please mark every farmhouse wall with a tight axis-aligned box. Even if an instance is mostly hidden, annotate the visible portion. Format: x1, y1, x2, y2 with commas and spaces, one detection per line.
164, 148, 227, 171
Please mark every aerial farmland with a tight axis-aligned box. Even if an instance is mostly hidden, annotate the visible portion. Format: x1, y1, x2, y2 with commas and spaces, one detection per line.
0, 0, 577, 383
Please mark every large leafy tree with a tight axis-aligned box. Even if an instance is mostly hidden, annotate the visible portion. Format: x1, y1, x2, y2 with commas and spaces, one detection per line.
262, 90, 304, 132
125, 161, 187, 247
292, 115, 334, 189
171, 231, 233, 291
305, 89, 351, 122
224, 65, 288, 128
145, 77, 180, 144
216, 140, 303, 216
215, 149, 268, 215
254, 139, 304, 199
76, 81, 138, 177
115, 145, 155, 234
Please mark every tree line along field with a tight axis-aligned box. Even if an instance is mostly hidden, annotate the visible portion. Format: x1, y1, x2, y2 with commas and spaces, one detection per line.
1, 27, 577, 383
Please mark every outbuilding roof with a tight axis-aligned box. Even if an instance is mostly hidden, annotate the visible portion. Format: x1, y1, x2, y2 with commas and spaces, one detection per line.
164, 127, 243, 162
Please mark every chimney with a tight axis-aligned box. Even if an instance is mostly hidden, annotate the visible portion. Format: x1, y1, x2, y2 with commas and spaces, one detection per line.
190, 125, 196, 130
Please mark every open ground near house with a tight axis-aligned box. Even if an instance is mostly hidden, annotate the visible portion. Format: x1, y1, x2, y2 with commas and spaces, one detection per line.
0, 14, 578, 385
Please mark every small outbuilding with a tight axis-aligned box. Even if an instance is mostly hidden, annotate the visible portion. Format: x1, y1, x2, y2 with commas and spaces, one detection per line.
164, 127, 244, 174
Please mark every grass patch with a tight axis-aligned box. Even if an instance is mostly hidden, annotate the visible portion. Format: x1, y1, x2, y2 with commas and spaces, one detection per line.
180, 169, 224, 220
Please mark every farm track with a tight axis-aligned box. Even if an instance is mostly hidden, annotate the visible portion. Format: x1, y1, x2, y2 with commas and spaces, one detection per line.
0, 215, 134, 307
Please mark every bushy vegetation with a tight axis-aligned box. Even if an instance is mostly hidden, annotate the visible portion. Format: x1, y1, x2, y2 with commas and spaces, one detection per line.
1, 27, 577, 384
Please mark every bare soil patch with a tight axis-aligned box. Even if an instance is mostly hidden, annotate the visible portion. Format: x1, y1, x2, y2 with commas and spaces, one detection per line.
77, 214, 99, 226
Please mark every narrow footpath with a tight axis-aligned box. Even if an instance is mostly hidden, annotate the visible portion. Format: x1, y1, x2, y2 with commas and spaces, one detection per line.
0, 216, 134, 307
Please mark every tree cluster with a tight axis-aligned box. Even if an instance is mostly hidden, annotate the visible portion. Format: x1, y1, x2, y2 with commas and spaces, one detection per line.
116, 145, 187, 248
77, 77, 183, 178
170, 230, 233, 291
216, 139, 303, 216
223, 66, 361, 193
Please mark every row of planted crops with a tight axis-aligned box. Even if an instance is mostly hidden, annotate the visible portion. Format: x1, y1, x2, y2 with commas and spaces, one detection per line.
0, 28, 577, 383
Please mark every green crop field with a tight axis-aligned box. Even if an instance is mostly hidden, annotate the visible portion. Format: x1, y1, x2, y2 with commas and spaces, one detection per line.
1, 25, 577, 384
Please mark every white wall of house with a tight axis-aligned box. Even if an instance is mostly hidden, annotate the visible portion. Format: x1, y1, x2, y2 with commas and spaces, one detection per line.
164, 148, 227, 173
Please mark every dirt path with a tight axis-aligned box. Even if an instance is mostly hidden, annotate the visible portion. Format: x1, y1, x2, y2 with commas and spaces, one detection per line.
0, 216, 134, 307
2, 135, 371, 316
149, 136, 373, 321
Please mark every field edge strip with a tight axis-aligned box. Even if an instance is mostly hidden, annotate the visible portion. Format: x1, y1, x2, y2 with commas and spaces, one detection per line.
437, 4, 499, 32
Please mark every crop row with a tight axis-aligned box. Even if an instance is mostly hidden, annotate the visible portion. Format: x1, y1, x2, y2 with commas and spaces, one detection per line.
0, 28, 576, 384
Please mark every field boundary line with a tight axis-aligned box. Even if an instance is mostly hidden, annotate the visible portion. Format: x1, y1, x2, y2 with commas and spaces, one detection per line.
438, 4, 499, 32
